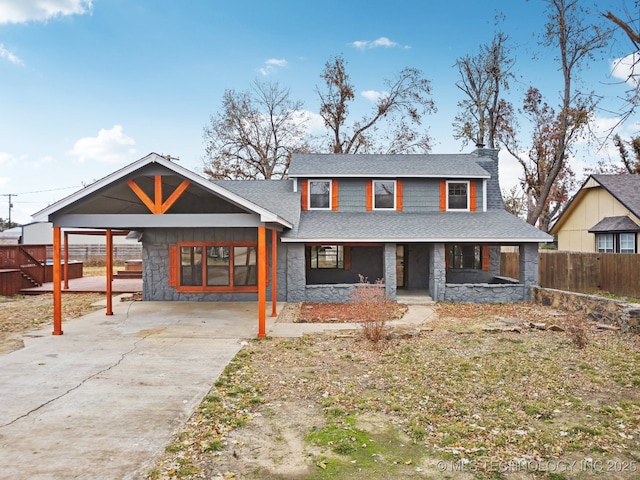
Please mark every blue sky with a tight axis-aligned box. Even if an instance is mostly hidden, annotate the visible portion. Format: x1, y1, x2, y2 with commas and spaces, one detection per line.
0, 0, 637, 224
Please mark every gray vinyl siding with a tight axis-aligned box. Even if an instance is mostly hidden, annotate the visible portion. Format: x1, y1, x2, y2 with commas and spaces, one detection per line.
402, 179, 441, 212
336, 178, 484, 213
338, 179, 367, 212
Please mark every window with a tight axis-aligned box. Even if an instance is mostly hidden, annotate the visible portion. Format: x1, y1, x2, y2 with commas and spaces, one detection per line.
309, 245, 344, 269
309, 180, 331, 209
206, 246, 230, 286
373, 180, 395, 209
447, 181, 469, 210
233, 246, 257, 285
448, 244, 482, 269
597, 233, 636, 253
596, 234, 614, 253
172, 243, 259, 292
619, 233, 636, 254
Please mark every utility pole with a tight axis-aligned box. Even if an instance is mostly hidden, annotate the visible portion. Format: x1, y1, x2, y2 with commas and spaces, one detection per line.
1, 194, 17, 225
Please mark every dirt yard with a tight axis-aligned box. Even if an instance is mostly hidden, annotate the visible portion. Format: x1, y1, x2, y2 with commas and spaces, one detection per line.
146, 302, 640, 480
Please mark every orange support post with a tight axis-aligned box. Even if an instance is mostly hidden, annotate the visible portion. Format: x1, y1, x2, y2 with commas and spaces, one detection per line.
257, 226, 267, 338
63, 231, 69, 290
106, 228, 113, 316
271, 229, 277, 317
52, 227, 63, 335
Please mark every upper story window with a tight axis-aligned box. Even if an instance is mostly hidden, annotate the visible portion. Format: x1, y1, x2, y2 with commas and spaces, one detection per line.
447, 181, 469, 211
309, 180, 332, 210
373, 180, 396, 209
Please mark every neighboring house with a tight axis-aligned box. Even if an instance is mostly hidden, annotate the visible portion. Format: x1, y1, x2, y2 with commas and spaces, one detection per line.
33, 149, 550, 307
551, 174, 640, 253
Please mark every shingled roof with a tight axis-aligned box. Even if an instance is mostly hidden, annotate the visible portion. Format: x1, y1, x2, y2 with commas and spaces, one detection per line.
288, 153, 491, 179
591, 174, 640, 218
282, 210, 552, 243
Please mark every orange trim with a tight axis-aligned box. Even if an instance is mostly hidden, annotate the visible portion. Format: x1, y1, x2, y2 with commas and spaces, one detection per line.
168, 245, 178, 287
470, 181, 477, 212
366, 180, 373, 211
344, 246, 351, 270
258, 226, 267, 338
271, 229, 277, 317
154, 175, 163, 213
127, 179, 158, 213
396, 180, 403, 211
301, 179, 308, 210
445, 244, 449, 270
52, 227, 63, 335
482, 245, 490, 271
331, 179, 339, 211
440, 180, 447, 211
106, 229, 113, 315
161, 179, 190, 213
63, 232, 69, 290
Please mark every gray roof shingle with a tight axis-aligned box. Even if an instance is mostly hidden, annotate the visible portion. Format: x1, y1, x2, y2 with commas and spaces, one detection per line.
282, 210, 552, 243
211, 179, 301, 228
288, 153, 490, 178
592, 174, 640, 218
588, 215, 640, 233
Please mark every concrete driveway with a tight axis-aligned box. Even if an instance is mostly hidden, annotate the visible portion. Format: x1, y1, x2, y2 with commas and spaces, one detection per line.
0, 300, 279, 480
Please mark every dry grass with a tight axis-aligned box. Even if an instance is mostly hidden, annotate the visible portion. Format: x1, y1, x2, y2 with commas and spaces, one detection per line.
148, 303, 640, 480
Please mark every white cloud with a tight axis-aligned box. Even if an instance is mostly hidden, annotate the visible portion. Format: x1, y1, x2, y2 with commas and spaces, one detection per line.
350, 36, 409, 50
259, 58, 287, 76
0, 0, 93, 24
68, 125, 136, 163
293, 109, 326, 135
611, 52, 640, 86
0, 176, 9, 187
0, 44, 23, 65
0, 152, 17, 166
361, 90, 389, 102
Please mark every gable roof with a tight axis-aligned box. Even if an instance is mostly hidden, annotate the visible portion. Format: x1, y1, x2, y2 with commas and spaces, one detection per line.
282, 210, 552, 243
591, 174, 640, 218
288, 153, 491, 179
551, 174, 640, 234
32, 153, 292, 228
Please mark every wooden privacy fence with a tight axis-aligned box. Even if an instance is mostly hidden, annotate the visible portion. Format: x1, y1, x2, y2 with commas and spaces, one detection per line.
501, 251, 640, 299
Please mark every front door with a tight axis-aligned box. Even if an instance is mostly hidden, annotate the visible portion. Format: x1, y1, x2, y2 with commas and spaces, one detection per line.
396, 244, 407, 288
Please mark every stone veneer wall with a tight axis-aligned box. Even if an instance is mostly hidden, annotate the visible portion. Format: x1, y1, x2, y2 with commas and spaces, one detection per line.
444, 281, 526, 303
532, 286, 640, 333
142, 227, 286, 302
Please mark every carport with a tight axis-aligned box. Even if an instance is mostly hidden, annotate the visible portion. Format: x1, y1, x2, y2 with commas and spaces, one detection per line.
33, 153, 292, 338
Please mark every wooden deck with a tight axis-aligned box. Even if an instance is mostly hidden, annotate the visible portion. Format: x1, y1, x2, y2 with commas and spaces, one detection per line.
21, 276, 143, 294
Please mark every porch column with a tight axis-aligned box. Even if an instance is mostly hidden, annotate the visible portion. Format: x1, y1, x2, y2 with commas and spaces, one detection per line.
271, 229, 277, 317
518, 243, 539, 301
63, 231, 69, 290
429, 243, 446, 302
257, 226, 267, 338
52, 227, 63, 335
383, 243, 397, 300
106, 228, 113, 316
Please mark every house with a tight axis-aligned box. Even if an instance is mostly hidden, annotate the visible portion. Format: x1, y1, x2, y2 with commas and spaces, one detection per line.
550, 174, 640, 253
33, 149, 550, 335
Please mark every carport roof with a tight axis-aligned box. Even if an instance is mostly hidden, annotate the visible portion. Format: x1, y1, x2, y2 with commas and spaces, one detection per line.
32, 153, 292, 228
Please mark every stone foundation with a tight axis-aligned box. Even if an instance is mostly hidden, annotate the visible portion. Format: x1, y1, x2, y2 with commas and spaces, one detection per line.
532, 286, 640, 333
444, 281, 526, 303
301, 283, 385, 303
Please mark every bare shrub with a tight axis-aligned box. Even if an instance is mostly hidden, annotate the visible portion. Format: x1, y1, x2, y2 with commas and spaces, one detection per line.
566, 315, 588, 349
350, 275, 389, 343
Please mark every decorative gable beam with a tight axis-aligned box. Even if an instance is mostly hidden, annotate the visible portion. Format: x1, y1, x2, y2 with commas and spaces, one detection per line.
127, 175, 191, 214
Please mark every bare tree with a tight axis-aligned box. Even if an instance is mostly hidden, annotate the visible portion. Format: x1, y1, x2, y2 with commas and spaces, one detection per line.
202, 80, 309, 179
503, 0, 611, 229
502, 87, 582, 232
453, 32, 514, 149
613, 133, 640, 173
317, 55, 436, 154
603, 8, 640, 125
502, 186, 527, 219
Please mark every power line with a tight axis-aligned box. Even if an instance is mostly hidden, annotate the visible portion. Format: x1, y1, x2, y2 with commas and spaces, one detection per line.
0, 185, 83, 196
